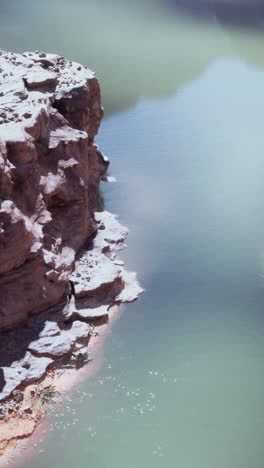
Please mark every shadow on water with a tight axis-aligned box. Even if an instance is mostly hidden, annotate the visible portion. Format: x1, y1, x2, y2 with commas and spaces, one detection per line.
164, 0, 264, 29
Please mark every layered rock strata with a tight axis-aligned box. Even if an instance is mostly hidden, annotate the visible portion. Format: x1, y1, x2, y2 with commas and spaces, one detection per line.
0, 49, 107, 330
0, 50, 143, 404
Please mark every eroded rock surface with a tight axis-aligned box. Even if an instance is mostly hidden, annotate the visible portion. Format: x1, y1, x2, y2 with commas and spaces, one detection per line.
0, 50, 143, 403
0, 353, 53, 401
0, 49, 106, 330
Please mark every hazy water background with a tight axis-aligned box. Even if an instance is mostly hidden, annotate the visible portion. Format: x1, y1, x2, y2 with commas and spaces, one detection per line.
1, 1, 264, 467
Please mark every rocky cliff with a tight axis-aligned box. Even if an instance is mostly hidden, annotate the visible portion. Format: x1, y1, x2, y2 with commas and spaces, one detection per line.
0, 50, 108, 330
0, 50, 142, 404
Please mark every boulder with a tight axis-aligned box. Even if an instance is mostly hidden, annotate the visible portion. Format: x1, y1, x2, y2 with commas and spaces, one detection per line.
39, 321, 61, 338
69, 321, 90, 342
21, 352, 53, 383
71, 250, 124, 303
94, 211, 128, 253
0, 366, 26, 401
28, 333, 75, 357
116, 270, 144, 303
74, 305, 109, 322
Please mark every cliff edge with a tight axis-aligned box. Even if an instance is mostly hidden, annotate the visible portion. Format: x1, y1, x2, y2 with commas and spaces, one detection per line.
0, 50, 107, 330
0, 51, 143, 407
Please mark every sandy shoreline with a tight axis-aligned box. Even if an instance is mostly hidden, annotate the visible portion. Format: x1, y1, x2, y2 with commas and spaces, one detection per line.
0, 304, 124, 467
0, 50, 143, 468
0, 209, 143, 466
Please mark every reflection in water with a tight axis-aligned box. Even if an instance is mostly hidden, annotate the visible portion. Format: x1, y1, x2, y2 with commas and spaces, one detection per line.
2, 1, 264, 467
18, 55, 264, 468
1, 0, 264, 115
165, 0, 264, 28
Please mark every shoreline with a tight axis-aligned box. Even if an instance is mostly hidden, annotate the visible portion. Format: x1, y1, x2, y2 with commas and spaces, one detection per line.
0, 50, 143, 467
0, 210, 143, 467
0, 304, 123, 468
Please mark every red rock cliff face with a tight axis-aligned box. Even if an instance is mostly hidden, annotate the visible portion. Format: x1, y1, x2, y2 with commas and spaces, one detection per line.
0, 50, 108, 330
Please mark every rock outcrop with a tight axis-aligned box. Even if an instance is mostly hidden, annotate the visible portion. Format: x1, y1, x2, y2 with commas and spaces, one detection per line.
0, 49, 106, 330
0, 50, 143, 403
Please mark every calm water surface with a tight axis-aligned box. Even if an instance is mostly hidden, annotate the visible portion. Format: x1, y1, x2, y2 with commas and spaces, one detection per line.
1, 1, 264, 467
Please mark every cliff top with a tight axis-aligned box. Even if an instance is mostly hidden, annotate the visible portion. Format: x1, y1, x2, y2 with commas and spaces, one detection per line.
0, 50, 95, 140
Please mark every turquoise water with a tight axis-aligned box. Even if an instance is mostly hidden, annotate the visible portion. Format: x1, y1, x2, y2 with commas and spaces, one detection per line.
2, 1, 264, 467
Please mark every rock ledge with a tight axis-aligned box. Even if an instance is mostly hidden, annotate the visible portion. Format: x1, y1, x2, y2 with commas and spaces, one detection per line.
0, 50, 143, 404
